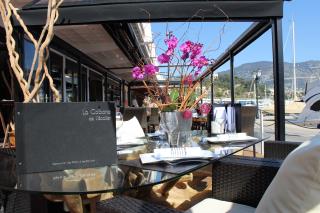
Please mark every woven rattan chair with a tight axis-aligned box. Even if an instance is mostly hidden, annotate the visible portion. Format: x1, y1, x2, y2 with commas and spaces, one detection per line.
123, 107, 148, 130
264, 140, 302, 160
185, 140, 305, 213
239, 106, 257, 136
0, 148, 32, 213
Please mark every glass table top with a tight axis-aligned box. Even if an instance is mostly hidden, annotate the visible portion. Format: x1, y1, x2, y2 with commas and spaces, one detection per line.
0, 135, 264, 195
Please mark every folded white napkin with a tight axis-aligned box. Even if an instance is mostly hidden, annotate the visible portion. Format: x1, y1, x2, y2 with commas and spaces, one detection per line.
117, 116, 145, 145
213, 107, 226, 120
140, 147, 214, 164
226, 106, 236, 132
154, 147, 203, 158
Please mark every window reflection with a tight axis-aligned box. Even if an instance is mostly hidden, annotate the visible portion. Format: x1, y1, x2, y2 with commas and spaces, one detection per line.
50, 51, 63, 101
23, 43, 106, 103
24, 39, 48, 102
65, 59, 78, 102
80, 66, 88, 102
201, 75, 212, 104
89, 71, 104, 101
213, 62, 231, 104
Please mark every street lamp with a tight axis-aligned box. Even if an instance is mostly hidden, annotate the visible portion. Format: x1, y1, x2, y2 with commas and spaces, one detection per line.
253, 69, 262, 118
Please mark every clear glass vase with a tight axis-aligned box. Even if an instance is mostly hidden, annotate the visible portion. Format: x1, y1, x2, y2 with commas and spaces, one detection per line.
160, 112, 178, 147
160, 111, 192, 147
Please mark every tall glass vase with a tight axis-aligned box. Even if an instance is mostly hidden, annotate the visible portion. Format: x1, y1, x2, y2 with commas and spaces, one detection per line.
160, 111, 192, 147
160, 112, 178, 147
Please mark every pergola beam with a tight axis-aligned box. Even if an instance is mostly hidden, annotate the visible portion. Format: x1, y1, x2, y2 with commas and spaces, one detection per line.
17, 0, 284, 26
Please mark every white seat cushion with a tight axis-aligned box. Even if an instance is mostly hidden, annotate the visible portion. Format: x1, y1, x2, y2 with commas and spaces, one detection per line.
256, 134, 320, 213
184, 198, 255, 213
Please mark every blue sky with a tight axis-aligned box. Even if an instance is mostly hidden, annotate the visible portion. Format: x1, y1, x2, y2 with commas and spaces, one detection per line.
151, 0, 320, 70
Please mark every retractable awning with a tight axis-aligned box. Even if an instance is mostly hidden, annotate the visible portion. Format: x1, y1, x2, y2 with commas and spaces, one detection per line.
17, 0, 285, 26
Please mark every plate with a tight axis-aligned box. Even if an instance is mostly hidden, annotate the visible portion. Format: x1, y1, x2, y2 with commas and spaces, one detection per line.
117, 138, 148, 146
205, 135, 258, 143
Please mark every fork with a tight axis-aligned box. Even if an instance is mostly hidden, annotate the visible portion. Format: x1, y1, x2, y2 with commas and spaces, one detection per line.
170, 147, 187, 157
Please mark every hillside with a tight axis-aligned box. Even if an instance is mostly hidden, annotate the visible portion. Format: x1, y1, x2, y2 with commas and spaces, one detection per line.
218, 60, 320, 89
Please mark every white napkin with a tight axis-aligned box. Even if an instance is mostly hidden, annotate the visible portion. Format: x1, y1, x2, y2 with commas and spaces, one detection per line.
226, 106, 236, 133
117, 116, 145, 145
154, 147, 203, 158
140, 147, 214, 164
212, 107, 227, 134
213, 107, 226, 120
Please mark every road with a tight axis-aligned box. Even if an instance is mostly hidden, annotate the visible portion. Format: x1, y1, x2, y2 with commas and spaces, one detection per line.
254, 117, 319, 142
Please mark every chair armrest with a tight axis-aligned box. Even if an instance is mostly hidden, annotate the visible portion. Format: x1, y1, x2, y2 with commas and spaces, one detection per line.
264, 140, 301, 160
212, 156, 281, 207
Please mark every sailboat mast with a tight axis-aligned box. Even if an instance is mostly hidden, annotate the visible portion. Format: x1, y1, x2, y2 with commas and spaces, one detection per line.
292, 19, 297, 101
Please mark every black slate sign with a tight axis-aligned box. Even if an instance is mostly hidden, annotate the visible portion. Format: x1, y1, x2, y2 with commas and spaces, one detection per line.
15, 102, 116, 174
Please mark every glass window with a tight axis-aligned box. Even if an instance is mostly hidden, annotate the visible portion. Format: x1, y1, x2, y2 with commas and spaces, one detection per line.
80, 65, 88, 102
89, 71, 104, 101
201, 75, 212, 104
233, 29, 274, 145
212, 61, 231, 104
65, 59, 78, 102
24, 39, 48, 102
23, 39, 36, 78
107, 78, 121, 103
50, 51, 63, 101
283, 22, 319, 142
0, 49, 11, 100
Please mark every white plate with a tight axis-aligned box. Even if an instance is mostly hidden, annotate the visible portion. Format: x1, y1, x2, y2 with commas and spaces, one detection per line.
117, 138, 147, 146
205, 135, 258, 143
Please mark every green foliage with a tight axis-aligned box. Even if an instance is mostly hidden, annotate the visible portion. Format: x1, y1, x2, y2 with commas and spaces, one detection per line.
162, 104, 177, 112
186, 92, 196, 108
170, 88, 179, 102
202, 73, 271, 99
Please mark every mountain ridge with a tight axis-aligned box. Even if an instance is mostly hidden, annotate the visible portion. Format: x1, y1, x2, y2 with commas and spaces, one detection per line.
218, 60, 320, 89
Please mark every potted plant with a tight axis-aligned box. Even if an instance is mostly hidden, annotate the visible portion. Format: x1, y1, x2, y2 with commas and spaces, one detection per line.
131, 32, 212, 146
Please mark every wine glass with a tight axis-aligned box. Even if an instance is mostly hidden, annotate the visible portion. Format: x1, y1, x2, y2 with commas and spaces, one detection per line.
160, 112, 179, 147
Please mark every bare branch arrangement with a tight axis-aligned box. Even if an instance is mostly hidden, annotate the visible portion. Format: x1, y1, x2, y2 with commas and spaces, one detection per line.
135, 5, 230, 113
0, 0, 63, 103
132, 32, 211, 112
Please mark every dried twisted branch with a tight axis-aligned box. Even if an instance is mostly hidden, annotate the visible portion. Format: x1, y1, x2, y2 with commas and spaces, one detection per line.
0, 0, 63, 103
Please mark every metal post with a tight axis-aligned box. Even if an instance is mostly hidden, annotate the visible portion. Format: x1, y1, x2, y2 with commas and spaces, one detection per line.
255, 77, 259, 118
292, 19, 297, 101
211, 72, 214, 105
230, 53, 235, 104
260, 110, 264, 154
254, 70, 261, 119
272, 18, 285, 141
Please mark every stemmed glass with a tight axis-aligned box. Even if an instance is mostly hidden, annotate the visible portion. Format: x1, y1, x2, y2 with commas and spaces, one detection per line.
160, 112, 179, 147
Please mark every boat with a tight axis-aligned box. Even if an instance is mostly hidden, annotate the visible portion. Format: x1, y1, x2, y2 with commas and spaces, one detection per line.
292, 80, 320, 126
